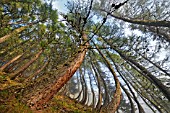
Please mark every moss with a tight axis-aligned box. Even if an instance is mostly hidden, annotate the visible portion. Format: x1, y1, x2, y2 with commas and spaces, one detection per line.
49, 95, 93, 113
0, 97, 32, 113
0, 92, 94, 113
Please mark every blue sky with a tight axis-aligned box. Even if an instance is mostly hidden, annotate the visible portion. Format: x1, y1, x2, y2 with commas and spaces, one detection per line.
53, 0, 68, 13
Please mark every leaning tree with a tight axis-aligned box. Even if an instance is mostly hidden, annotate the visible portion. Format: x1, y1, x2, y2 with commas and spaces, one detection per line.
0, 0, 170, 112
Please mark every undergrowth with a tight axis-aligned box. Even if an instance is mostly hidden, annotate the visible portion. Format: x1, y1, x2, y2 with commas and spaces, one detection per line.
0, 90, 93, 113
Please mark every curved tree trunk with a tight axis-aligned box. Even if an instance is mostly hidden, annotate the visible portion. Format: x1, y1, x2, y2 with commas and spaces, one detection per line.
112, 61, 145, 113
91, 62, 102, 110
27, 32, 89, 110
79, 68, 88, 105
133, 48, 170, 76
94, 62, 109, 107
24, 60, 49, 83
95, 44, 121, 113
115, 49, 170, 100
103, 39, 170, 100
0, 20, 45, 44
120, 84, 135, 113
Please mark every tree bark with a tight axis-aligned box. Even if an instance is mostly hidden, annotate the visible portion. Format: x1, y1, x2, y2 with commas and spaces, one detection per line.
27, 32, 89, 110
91, 62, 102, 110
88, 73, 96, 109
94, 62, 109, 107
0, 20, 45, 44
79, 68, 88, 105
115, 49, 170, 100
133, 48, 170, 76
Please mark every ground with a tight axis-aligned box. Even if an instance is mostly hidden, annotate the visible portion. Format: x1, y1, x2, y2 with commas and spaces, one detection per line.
0, 90, 94, 113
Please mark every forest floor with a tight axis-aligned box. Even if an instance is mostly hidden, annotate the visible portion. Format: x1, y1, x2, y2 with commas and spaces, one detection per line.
0, 91, 94, 113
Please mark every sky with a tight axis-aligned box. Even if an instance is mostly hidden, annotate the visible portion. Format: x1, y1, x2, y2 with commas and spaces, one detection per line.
52, 0, 68, 13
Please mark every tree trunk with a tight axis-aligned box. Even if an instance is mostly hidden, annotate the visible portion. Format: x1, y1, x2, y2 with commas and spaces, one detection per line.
94, 63, 109, 107
112, 61, 145, 113
9, 49, 43, 80
88, 74, 96, 109
104, 39, 170, 100
120, 84, 135, 113
91, 62, 102, 110
103, 10, 170, 28
0, 54, 23, 71
24, 60, 49, 83
27, 32, 89, 110
147, 27, 170, 42
0, 26, 27, 43
0, 19, 45, 44
79, 68, 88, 105
95, 44, 121, 113
115, 49, 170, 100
133, 48, 170, 76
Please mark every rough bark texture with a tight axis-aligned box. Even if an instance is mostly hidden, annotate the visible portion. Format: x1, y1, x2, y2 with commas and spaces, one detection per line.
27, 32, 89, 110
114, 62, 145, 113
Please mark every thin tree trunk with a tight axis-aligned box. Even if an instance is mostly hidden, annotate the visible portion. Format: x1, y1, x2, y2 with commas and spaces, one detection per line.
112, 60, 145, 113
91, 62, 102, 110
95, 64, 109, 107
133, 48, 170, 76
88, 73, 96, 109
94, 43, 121, 113
116, 49, 170, 100
104, 39, 170, 100
102, 10, 170, 28
120, 84, 135, 113
79, 68, 88, 105
24, 60, 49, 83
0, 19, 45, 43
27, 32, 89, 110
147, 27, 170, 42
9, 49, 43, 80
0, 26, 27, 43
126, 69, 170, 113
0, 54, 23, 71
74, 73, 83, 100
